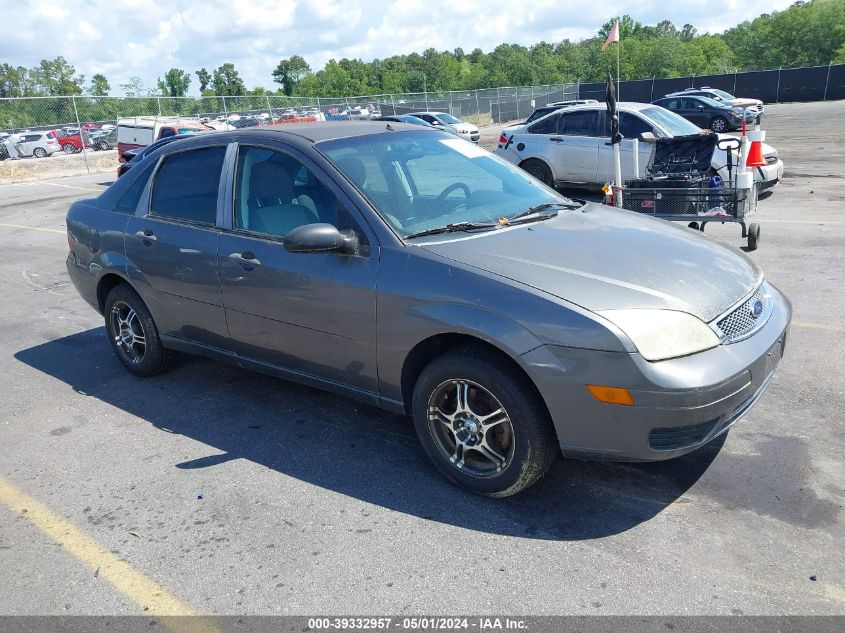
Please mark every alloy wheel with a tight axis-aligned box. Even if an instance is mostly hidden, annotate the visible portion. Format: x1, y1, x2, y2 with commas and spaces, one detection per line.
109, 300, 146, 364
427, 379, 515, 477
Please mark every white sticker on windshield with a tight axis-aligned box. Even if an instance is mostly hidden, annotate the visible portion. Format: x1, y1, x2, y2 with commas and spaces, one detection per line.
439, 138, 488, 158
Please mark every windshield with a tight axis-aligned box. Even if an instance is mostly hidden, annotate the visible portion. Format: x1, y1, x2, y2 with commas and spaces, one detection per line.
641, 106, 702, 136
436, 113, 462, 125
708, 89, 734, 100
319, 131, 573, 238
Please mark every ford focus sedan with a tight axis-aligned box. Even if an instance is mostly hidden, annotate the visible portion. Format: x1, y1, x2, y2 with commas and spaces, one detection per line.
65, 122, 790, 497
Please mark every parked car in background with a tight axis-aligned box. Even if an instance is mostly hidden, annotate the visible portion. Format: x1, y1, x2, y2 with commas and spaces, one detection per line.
55, 128, 90, 154
65, 122, 790, 497
523, 99, 599, 124
16, 131, 61, 158
651, 95, 754, 132
407, 111, 480, 142
371, 114, 434, 127
116, 117, 212, 157
90, 127, 118, 151
117, 132, 200, 177
495, 102, 783, 190
667, 88, 764, 119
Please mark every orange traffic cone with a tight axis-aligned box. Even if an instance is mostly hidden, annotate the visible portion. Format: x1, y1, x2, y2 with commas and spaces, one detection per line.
746, 130, 766, 168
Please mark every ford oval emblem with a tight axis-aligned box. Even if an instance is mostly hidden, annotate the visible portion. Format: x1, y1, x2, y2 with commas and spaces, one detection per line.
751, 299, 764, 319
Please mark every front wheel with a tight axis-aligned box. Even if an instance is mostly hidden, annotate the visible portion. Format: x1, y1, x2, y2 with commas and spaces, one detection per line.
520, 159, 554, 188
104, 284, 172, 377
63, 143, 77, 154
412, 347, 558, 497
710, 116, 729, 133
97, 141, 109, 151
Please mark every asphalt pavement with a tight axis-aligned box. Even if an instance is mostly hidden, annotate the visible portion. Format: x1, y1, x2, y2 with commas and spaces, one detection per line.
0, 101, 842, 617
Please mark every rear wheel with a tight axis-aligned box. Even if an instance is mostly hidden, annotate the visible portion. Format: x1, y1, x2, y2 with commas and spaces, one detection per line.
63, 143, 77, 154
521, 159, 554, 188
97, 141, 109, 151
412, 347, 558, 497
710, 117, 729, 133
104, 284, 172, 377
32, 147, 48, 158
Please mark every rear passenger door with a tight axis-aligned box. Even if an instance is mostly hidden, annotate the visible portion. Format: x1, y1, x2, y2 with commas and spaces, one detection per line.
550, 110, 600, 183
124, 143, 232, 351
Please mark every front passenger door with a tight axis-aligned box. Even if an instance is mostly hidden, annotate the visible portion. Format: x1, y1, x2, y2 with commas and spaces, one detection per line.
218, 144, 379, 393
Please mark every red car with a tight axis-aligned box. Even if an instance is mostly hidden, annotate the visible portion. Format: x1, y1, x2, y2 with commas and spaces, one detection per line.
54, 127, 92, 154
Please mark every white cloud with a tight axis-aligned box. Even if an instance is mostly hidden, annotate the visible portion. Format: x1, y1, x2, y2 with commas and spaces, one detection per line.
0, 0, 795, 95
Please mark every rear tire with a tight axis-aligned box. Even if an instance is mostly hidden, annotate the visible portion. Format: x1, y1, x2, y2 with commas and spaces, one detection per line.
521, 159, 554, 188
411, 346, 558, 497
97, 141, 109, 151
33, 147, 48, 158
104, 284, 172, 377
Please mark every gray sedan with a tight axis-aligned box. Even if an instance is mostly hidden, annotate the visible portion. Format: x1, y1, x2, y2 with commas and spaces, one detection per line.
65, 122, 790, 497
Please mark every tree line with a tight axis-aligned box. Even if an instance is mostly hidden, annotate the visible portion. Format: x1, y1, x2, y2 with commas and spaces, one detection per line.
1, 0, 843, 101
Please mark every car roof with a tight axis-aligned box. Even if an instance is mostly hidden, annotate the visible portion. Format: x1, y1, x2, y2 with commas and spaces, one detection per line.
201, 121, 432, 143
407, 111, 446, 116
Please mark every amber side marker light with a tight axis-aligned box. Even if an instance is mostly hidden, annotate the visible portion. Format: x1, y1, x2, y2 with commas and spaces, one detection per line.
586, 385, 635, 406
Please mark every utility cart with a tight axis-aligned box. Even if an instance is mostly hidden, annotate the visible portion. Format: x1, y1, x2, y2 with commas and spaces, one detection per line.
618, 134, 761, 250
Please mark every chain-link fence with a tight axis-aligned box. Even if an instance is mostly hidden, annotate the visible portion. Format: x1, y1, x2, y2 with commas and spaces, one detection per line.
2, 62, 842, 171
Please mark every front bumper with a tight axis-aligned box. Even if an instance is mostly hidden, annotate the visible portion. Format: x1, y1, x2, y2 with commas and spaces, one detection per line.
520, 283, 791, 461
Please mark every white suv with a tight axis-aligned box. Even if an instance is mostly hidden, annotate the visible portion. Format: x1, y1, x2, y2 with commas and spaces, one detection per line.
16, 131, 61, 158
495, 102, 783, 191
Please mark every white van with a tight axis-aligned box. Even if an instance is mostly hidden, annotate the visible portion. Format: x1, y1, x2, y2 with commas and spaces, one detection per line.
117, 117, 211, 157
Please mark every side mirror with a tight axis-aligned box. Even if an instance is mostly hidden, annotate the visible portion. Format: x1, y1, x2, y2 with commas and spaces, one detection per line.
639, 132, 657, 143
284, 223, 350, 254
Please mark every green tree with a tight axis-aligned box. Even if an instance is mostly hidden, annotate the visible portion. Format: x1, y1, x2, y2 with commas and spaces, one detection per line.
120, 76, 150, 97
29, 57, 84, 95
157, 68, 191, 97
211, 63, 246, 96
89, 73, 110, 96
195, 68, 211, 93
272, 55, 312, 96
0, 64, 29, 97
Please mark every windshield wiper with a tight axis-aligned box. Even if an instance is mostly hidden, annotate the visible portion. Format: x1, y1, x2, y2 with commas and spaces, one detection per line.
404, 221, 499, 240
509, 201, 582, 221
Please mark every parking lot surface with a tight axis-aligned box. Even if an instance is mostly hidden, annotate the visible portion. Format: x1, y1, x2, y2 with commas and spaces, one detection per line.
0, 101, 843, 616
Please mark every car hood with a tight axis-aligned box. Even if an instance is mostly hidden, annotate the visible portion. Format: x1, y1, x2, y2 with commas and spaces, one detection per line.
420, 203, 762, 323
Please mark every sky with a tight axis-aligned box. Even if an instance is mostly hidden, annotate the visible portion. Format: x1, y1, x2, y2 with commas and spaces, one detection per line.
0, 0, 796, 95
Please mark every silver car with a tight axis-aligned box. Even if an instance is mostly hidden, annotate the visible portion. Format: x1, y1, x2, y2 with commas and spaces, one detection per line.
408, 111, 480, 143
65, 123, 790, 497
16, 131, 61, 158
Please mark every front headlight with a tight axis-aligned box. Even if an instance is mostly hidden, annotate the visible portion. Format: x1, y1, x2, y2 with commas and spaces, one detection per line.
598, 309, 720, 361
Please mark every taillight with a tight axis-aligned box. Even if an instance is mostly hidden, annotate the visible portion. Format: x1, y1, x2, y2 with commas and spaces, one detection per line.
498, 134, 508, 145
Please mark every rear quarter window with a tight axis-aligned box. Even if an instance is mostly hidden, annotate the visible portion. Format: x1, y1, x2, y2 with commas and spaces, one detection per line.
115, 161, 157, 214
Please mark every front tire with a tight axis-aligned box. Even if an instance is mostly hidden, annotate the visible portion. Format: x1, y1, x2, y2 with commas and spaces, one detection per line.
97, 141, 109, 151
63, 143, 77, 154
710, 117, 729, 133
411, 347, 558, 497
104, 284, 172, 377
521, 159, 554, 188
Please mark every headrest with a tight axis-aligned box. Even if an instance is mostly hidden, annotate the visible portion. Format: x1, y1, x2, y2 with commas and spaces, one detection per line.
251, 160, 294, 204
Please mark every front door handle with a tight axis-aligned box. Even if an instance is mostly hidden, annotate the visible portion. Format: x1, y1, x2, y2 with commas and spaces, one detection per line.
229, 251, 261, 267
134, 229, 156, 243
550, 137, 564, 142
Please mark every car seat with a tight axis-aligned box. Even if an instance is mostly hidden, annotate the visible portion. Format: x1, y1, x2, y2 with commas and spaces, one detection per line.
248, 161, 318, 236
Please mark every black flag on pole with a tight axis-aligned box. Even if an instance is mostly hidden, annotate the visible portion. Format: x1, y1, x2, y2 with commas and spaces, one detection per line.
605, 71, 622, 145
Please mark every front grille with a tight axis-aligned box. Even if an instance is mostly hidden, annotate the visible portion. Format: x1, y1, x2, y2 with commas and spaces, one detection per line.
714, 284, 770, 342
648, 418, 719, 451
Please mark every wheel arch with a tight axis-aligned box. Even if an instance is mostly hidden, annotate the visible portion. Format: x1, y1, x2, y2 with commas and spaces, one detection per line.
399, 332, 553, 429
96, 271, 134, 314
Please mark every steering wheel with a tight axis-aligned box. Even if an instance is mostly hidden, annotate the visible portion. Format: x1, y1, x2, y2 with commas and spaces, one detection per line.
436, 182, 471, 205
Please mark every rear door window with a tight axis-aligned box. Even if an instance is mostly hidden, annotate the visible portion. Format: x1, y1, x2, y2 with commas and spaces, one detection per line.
149, 146, 226, 225
557, 111, 597, 136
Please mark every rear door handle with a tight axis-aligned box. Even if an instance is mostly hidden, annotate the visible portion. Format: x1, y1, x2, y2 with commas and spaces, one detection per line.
550, 137, 564, 142
134, 229, 156, 243
229, 251, 261, 267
